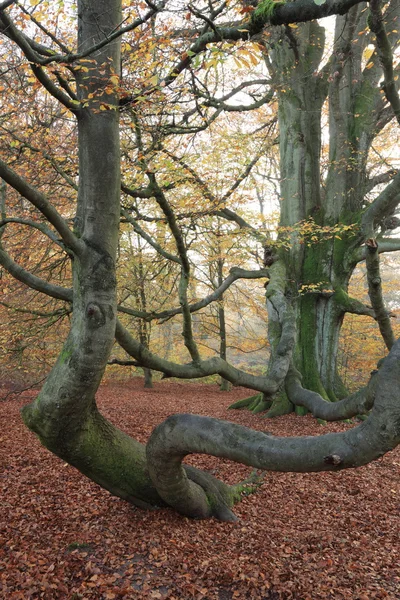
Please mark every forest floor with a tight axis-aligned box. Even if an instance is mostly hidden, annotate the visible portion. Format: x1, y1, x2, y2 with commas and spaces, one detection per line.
1, 379, 400, 600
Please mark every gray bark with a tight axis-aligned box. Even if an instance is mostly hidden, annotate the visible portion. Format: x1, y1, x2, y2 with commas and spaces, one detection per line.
261, 6, 400, 407
146, 339, 400, 519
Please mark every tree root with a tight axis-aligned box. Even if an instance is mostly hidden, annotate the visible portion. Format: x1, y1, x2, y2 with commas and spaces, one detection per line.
231, 469, 266, 499
228, 393, 272, 414
184, 466, 238, 522
264, 391, 293, 418
229, 391, 295, 417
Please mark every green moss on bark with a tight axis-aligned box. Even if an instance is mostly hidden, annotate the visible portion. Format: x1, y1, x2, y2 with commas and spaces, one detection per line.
265, 390, 293, 418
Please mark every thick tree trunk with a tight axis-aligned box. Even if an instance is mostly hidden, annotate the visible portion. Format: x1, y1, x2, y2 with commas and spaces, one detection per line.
18, 0, 157, 508
18, 1, 240, 519
263, 13, 381, 412
21, 0, 147, 500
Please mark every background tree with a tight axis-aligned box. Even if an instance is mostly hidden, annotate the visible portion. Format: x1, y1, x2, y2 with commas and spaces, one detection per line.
1, 0, 400, 522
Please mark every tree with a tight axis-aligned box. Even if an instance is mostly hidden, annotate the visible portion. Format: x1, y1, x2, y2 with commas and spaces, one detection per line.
1, 0, 400, 522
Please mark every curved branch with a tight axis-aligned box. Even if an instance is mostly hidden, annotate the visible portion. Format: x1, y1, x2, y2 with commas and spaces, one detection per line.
148, 175, 200, 361
361, 172, 400, 237
17, 2, 70, 54
121, 209, 181, 265
369, 0, 400, 126
220, 138, 274, 204
202, 91, 275, 113
0, 300, 70, 318
164, 0, 365, 86
215, 207, 263, 237
200, 79, 272, 105
1, 1, 167, 67
115, 319, 279, 394
334, 288, 376, 318
116, 263, 290, 395
0, 245, 72, 302
285, 366, 374, 420
122, 183, 159, 199
365, 239, 396, 350
0, 217, 69, 251
146, 338, 400, 519
117, 267, 269, 321
0, 12, 79, 111
365, 169, 398, 194
354, 237, 400, 261
0, 161, 83, 256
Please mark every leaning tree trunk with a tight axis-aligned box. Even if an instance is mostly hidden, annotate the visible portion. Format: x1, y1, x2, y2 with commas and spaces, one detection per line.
21, 0, 151, 503
19, 0, 242, 521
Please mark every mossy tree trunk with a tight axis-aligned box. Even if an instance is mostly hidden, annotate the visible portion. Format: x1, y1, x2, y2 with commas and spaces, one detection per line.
260, 12, 399, 415
12, 0, 247, 521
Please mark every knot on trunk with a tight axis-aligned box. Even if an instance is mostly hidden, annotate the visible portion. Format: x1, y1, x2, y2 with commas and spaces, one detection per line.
323, 454, 342, 466
86, 302, 110, 328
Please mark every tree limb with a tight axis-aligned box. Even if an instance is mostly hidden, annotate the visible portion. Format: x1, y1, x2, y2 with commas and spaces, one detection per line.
369, 0, 400, 126
285, 365, 374, 420
164, 0, 366, 86
145, 338, 400, 519
365, 239, 396, 350
115, 319, 280, 394
121, 209, 181, 265
0, 11, 79, 111
0, 244, 72, 302
0, 217, 70, 252
354, 237, 400, 261
0, 161, 83, 255
117, 267, 269, 321
365, 169, 398, 194
361, 172, 400, 237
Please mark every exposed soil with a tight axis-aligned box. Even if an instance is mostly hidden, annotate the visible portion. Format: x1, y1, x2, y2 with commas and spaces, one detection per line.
1, 379, 399, 599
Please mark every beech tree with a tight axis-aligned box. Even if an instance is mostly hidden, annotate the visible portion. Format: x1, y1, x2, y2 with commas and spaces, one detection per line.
1, 0, 400, 521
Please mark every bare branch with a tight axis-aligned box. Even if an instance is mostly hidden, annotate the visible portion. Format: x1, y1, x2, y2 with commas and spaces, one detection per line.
0, 161, 83, 256
365, 238, 396, 350
0, 300, 70, 318
361, 172, 400, 237
365, 169, 398, 194
115, 319, 280, 394
0, 244, 72, 302
121, 209, 181, 265
164, 0, 366, 86
0, 12, 79, 111
117, 267, 269, 321
0, 217, 69, 252
369, 0, 400, 126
